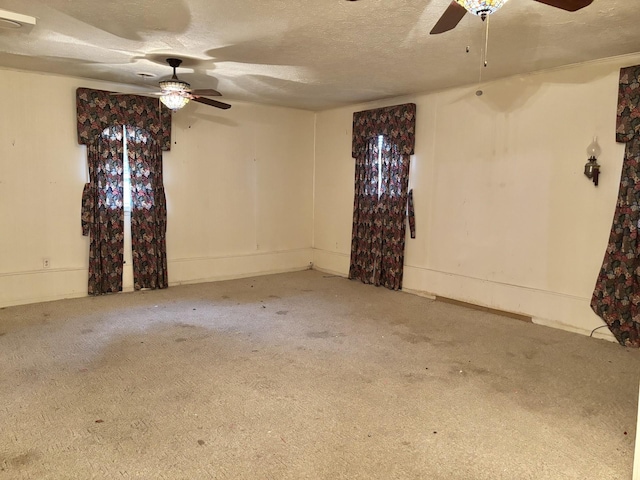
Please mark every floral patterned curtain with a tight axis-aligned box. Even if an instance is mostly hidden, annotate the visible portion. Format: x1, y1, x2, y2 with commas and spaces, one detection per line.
349, 103, 416, 290
127, 126, 168, 290
351, 103, 416, 158
77, 88, 171, 295
81, 127, 125, 294
76, 88, 171, 150
591, 64, 640, 347
350, 138, 382, 284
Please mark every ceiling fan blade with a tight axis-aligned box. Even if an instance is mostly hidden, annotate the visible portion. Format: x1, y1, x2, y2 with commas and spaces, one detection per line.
192, 97, 232, 110
190, 88, 222, 97
110, 91, 163, 97
532, 0, 593, 11
430, 1, 467, 34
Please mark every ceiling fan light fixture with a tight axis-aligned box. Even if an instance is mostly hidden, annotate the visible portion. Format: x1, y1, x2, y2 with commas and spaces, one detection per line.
160, 92, 190, 111
159, 79, 190, 93
455, 0, 509, 17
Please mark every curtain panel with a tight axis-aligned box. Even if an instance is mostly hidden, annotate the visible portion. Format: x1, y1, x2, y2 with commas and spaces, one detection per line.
127, 127, 168, 290
350, 138, 383, 285
77, 88, 171, 295
81, 127, 125, 294
591, 64, 640, 347
349, 103, 416, 291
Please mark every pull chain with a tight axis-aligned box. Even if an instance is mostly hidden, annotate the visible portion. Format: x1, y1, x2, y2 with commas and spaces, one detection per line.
483, 14, 490, 67
476, 13, 491, 95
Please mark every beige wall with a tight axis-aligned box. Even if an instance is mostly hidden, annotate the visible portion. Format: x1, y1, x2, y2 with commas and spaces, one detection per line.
313, 54, 640, 341
0, 69, 314, 307
4, 54, 640, 342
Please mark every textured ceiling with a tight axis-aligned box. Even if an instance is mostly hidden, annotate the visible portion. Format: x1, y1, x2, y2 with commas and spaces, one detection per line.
0, 0, 639, 111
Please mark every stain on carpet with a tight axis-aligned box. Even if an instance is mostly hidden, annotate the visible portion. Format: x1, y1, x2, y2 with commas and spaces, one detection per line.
306, 331, 345, 339
393, 332, 431, 344
403, 373, 427, 384
276, 310, 288, 315
178, 324, 197, 329
469, 366, 490, 375
8, 451, 39, 467
449, 362, 491, 377
307, 330, 331, 338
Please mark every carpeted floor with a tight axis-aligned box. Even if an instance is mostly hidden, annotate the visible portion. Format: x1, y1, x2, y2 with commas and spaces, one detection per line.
0, 270, 638, 479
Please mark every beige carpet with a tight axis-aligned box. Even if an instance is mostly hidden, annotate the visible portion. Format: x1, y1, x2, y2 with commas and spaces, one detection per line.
0, 270, 638, 479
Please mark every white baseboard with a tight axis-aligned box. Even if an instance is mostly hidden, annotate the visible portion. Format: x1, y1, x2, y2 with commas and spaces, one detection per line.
0, 249, 620, 345
312, 248, 350, 277
311, 249, 616, 342
168, 248, 314, 286
402, 264, 617, 343
0, 267, 89, 308
0, 248, 314, 308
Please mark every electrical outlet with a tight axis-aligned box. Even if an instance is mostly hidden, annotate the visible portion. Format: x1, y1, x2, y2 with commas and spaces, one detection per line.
43, 258, 50, 268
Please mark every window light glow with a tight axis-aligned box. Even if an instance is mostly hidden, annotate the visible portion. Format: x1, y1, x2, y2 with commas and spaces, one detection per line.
122, 126, 131, 213
377, 135, 384, 199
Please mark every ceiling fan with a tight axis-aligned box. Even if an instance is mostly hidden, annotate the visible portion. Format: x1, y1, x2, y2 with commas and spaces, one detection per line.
430, 0, 593, 34
116, 58, 231, 111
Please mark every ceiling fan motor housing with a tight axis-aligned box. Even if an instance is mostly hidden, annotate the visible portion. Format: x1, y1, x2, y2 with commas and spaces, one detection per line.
159, 58, 191, 93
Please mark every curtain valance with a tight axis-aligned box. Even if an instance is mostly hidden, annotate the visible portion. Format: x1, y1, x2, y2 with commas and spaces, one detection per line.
76, 88, 172, 150
352, 103, 416, 157
616, 65, 640, 143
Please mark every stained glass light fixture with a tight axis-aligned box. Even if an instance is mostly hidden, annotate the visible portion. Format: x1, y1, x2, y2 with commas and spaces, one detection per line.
159, 79, 190, 111
455, 0, 510, 19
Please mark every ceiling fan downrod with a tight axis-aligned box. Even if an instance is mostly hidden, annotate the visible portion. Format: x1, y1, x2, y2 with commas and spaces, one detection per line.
166, 58, 183, 80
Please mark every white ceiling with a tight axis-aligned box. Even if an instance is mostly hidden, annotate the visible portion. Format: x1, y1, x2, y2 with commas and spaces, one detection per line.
0, 0, 639, 111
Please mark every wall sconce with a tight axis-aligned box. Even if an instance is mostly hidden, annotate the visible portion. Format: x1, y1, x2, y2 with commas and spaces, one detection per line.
584, 137, 601, 186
